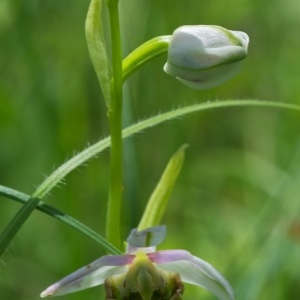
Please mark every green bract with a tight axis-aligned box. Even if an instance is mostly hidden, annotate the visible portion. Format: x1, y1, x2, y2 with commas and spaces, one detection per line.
164, 25, 249, 89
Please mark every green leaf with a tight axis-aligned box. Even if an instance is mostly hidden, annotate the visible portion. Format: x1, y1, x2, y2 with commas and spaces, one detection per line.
0, 196, 39, 257
2, 99, 299, 254
138, 145, 188, 230
0, 185, 121, 255
85, 0, 111, 105
35, 100, 300, 200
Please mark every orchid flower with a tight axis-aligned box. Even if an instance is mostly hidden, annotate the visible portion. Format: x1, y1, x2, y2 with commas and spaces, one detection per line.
40, 225, 234, 299
164, 25, 249, 89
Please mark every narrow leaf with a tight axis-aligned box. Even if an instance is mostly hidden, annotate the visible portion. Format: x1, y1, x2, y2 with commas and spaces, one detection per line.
138, 144, 188, 230
5, 99, 300, 248
85, 0, 111, 105
35, 100, 300, 200
0, 196, 39, 256
0, 185, 121, 255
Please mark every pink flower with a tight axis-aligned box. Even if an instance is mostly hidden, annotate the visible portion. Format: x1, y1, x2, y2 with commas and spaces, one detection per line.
40, 226, 234, 300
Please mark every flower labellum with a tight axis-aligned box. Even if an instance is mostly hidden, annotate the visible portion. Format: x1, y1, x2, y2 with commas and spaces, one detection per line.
40, 225, 234, 300
163, 25, 249, 89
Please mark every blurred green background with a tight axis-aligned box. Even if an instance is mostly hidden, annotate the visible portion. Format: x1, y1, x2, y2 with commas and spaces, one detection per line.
1, 0, 300, 299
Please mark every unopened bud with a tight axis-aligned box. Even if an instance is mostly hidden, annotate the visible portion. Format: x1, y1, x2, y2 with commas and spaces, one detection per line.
164, 25, 249, 89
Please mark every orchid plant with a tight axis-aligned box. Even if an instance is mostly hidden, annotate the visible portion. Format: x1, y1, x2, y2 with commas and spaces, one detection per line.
1, 0, 300, 300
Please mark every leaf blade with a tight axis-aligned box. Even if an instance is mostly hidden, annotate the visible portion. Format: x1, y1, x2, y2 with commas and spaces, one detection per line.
85, 0, 111, 105
0, 185, 121, 255
138, 144, 188, 230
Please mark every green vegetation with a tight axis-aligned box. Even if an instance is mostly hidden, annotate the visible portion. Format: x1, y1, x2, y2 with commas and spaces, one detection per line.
1, 0, 300, 299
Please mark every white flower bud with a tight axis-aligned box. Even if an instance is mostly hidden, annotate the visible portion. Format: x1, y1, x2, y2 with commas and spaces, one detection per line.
164, 25, 249, 90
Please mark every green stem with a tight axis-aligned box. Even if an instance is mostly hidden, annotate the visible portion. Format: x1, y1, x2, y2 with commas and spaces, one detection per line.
122, 35, 171, 82
106, 0, 123, 249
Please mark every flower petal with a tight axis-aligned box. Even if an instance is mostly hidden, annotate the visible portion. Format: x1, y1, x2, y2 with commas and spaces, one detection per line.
40, 254, 133, 297
163, 25, 249, 90
127, 225, 167, 248
150, 250, 234, 300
